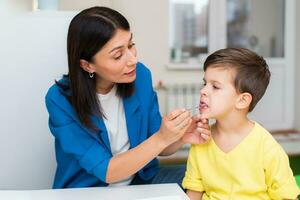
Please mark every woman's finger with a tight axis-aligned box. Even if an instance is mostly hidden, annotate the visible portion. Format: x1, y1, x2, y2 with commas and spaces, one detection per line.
192, 114, 201, 121
167, 108, 186, 120
198, 122, 210, 130
173, 110, 191, 126
176, 116, 192, 130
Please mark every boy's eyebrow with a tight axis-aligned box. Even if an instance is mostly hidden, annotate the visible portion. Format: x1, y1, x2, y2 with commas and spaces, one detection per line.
212, 80, 222, 85
109, 33, 133, 54
203, 78, 222, 85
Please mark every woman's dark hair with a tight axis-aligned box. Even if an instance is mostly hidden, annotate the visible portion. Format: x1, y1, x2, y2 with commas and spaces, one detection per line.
204, 48, 270, 112
57, 6, 134, 131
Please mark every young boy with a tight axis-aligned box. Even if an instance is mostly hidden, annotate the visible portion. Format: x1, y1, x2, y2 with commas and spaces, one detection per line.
182, 48, 300, 200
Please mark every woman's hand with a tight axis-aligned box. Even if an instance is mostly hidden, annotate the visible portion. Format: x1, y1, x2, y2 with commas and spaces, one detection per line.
156, 109, 193, 148
182, 114, 211, 144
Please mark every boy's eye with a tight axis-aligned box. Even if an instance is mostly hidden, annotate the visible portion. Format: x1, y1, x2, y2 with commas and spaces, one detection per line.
213, 85, 219, 89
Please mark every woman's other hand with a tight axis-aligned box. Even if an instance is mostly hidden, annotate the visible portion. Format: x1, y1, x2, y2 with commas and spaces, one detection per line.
156, 109, 192, 147
182, 114, 211, 144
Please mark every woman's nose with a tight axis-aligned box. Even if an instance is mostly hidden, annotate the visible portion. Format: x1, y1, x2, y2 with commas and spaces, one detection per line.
127, 49, 137, 66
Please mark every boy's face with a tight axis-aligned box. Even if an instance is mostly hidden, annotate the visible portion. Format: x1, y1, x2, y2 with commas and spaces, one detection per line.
200, 66, 240, 119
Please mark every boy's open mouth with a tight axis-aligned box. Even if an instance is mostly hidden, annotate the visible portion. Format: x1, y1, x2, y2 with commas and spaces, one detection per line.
200, 101, 208, 111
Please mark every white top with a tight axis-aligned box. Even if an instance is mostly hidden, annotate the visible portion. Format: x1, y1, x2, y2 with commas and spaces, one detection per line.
97, 85, 133, 186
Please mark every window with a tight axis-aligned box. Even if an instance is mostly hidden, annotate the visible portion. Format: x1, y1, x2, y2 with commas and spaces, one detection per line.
169, 0, 285, 68
169, 0, 209, 64
226, 0, 285, 58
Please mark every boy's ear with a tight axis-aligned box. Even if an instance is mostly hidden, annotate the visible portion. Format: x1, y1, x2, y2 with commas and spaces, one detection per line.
236, 92, 252, 110
79, 59, 95, 73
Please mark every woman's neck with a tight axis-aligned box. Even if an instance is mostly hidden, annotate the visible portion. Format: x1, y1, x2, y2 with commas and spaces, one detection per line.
96, 79, 115, 94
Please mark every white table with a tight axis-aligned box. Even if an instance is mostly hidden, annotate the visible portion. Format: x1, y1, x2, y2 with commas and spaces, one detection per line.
0, 183, 190, 200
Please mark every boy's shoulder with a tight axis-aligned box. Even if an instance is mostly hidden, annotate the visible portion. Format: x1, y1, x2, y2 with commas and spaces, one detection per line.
253, 122, 285, 154
253, 122, 271, 137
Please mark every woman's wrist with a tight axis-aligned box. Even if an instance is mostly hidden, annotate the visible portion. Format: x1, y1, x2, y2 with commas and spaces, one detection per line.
160, 139, 185, 156
152, 130, 170, 150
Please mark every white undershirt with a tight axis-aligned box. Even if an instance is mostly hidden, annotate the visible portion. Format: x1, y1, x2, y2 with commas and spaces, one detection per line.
97, 85, 133, 186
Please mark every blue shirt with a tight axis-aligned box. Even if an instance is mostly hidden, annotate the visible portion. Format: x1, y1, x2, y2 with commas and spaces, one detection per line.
45, 62, 162, 188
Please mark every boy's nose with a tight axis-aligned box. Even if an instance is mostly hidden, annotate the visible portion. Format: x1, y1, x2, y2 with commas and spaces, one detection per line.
200, 86, 207, 96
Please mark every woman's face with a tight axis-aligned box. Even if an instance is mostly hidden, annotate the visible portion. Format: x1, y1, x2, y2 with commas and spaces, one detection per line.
90, 29, 138, 88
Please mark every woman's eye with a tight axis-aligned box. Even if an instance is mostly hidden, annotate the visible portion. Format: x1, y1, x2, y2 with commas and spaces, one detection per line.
129, 43, 135, 49
213, 85, 219, 89
114, 54, 122, 60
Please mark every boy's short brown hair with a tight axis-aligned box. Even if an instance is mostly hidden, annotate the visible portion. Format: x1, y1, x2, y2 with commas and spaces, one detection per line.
203, 48, 270, 112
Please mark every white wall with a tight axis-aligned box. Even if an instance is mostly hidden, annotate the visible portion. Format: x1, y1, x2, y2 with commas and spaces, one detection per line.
0, 0, 32, 14
296, 1, 300, 130
59, 0, 111, 10
0, 2, 76, 189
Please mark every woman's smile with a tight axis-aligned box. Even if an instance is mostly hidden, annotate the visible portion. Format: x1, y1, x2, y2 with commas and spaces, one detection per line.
124, 68, 136, 76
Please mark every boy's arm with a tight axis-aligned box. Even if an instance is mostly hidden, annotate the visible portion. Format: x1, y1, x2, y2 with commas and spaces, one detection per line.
183, 144, 206, 200
283, 198, 298, 200
264, 139, 300, 199
186, 189, 203, 200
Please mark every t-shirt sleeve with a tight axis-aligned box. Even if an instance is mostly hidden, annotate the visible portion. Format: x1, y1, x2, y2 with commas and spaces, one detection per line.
46, 97, 111, 183
263, 140, 300, 199
182, 145, 204, 192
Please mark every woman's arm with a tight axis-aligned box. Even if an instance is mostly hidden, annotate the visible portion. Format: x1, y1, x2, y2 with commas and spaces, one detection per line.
159, 140, 185, 156
106, 109, 192, 183
106, 132, 167, 183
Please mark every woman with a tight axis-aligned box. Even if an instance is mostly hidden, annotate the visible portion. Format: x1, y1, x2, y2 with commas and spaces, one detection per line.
45, 6, 210, 188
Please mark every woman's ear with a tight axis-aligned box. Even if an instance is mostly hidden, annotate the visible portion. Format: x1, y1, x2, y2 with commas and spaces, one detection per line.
79, 59, 94, 73
236, 92, 252, 110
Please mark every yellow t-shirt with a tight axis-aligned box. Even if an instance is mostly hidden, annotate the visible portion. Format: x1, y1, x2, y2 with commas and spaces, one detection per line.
182, 122, 300, 200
